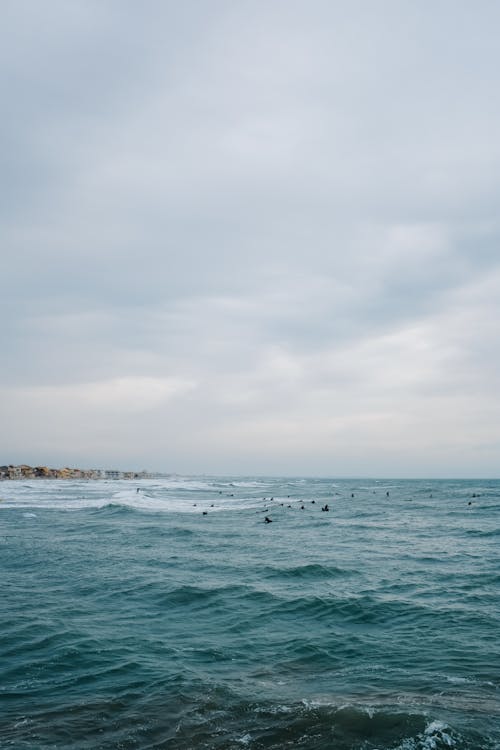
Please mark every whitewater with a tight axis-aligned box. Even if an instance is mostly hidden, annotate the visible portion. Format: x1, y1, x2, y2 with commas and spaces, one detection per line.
1, 476, 499, 749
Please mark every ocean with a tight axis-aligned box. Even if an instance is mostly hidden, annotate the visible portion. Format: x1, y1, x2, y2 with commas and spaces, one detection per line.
1, 476, 499, 749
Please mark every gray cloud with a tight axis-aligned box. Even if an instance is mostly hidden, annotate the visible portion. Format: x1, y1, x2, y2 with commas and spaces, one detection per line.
2, 1, 500, 475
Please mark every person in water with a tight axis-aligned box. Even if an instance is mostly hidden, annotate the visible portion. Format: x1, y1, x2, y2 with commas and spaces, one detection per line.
264, 516, 272, 523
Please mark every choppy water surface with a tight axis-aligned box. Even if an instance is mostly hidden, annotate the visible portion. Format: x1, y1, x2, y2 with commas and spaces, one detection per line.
1, 476, 499, 749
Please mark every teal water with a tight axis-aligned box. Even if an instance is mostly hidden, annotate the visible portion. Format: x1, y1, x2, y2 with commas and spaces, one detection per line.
1, 477, 499, 749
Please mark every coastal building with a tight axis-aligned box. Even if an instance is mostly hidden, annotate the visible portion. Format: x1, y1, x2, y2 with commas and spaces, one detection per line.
0, 465, 158, 480
104, 470, 122, 480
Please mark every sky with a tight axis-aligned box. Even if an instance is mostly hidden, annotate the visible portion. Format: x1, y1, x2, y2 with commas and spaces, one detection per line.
2, 1, 500, 477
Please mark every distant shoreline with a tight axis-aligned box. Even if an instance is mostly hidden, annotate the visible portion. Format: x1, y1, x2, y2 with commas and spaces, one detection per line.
0, 465, 155, 480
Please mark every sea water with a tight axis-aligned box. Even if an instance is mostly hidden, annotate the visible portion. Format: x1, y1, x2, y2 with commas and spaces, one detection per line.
1, 476, 499, 749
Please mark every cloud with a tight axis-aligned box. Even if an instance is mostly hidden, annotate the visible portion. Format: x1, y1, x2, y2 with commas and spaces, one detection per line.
2, 1, 500, 474
3, 375, 196, 414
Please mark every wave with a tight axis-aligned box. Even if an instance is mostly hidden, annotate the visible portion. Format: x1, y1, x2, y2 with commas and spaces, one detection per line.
3, 689, 492, 750
0, 485, 267, 514
262, 562, 355, 580
3, 474, 500, 750
464, 528, 500, 538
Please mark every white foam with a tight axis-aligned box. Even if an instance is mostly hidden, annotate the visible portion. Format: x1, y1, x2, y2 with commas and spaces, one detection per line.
420, 721, 456, 749
0, 478, 266, 513
446, 675, 495, 687
236, 733, 252, 745
389, 719, 457, 750
230, 481, 270, 488
425, 721, 449, 735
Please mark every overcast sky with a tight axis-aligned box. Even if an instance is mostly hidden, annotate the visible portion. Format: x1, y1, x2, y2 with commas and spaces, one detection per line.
2, 1, 500, 476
